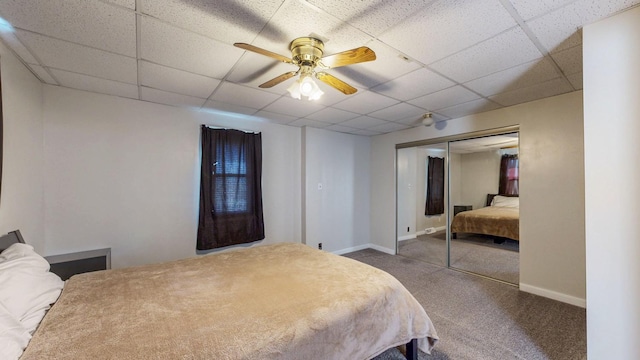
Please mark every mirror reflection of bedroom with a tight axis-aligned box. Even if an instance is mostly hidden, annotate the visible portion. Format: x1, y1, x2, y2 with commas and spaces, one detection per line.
397, 132, 520, 285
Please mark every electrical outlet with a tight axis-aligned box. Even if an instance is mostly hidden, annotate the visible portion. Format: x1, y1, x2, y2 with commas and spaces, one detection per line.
407, 227, 410, 232
318, 243, 322, 250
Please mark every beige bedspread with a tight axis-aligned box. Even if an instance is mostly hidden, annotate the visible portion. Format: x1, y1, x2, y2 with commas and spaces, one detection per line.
451, 206, 519, 241
22, 243, 438, 360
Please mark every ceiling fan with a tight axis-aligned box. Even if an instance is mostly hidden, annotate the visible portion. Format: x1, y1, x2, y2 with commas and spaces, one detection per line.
234, 37, 376, 100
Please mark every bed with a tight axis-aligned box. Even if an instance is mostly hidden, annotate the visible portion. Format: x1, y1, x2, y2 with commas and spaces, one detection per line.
0, 230, 438, 360
451, 194, 519, 241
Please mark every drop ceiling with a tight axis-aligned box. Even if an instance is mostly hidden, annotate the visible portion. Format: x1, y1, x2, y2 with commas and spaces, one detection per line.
0, 0, 637, 136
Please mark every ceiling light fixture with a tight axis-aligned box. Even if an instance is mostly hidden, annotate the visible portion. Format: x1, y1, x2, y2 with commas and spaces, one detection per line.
286, 66, 324, 101
421, 113, 434, 126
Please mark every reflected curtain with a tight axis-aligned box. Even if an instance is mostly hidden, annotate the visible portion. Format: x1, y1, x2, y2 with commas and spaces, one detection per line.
197, 126, 265, 250
425, 156, 444, 215
499, 154, 519, 195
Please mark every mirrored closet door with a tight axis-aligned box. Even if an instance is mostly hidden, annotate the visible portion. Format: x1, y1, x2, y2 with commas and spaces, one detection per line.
396, 143, 448, 267
396, 130, 520, 285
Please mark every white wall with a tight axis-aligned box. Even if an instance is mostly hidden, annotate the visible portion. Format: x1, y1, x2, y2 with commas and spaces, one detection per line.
42, 86, 301, 268
396, 147, 417, 239
584, 6, 640, 359
370, 91, 586, 306
0, 43, 45, 251
303, 127, 370, 253
459, 150, 500, 210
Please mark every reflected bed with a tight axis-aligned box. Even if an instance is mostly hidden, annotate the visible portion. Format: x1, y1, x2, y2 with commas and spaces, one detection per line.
451, 195, 519, 241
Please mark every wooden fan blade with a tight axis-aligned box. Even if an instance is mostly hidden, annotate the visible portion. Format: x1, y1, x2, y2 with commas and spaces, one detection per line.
320, 47, 376, 69
234, 43, 292, 64
315, 72, 357, 95
259, 71, 297, 88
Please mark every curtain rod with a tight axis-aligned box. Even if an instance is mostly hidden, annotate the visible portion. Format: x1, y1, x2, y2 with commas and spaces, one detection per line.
201, 125, 260, 134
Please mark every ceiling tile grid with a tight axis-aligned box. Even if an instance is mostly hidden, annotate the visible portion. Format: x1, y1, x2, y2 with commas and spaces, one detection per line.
0, 0, 638, 136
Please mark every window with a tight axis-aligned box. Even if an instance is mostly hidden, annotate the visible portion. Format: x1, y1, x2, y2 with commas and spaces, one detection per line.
197, 126, 265, 250
499, 154, 519, 196
213, 142, 248, 214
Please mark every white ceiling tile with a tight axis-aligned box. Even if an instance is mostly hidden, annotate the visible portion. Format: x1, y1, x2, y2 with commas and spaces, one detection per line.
252, 0, 373, 57
368, 102, 427, 122
0, 0, 136, 56
141, 0, 282, 44
211, 82, 281, 109
508, 0, 577, 20
379, 0, 517, 64
262, 96, 325, 118
436, 99, 503, 119
253, 110, 298, 125
464, 57, 561, 96
324, 124, 361, 134
332, 91, 399, 114
141, 87, 207, 108
28, 65, 57, 84
430, 27, 543, 83
307, 0, 435, 36
338, 116, 388, 129
368, 121, 411, 133
351, 129, 383, 136
567, 72, 583, 90
371, 67, 455, 101
524, 0, 639, 54
0, 31, 38, 64
313, 82, 358, 106
550, 45, 582, 75
489, 78, 574, 106
140, 16, 244, 78
408, 86, 480, 111
202, 100, 258, 116
16, 31, 137, 84
306, 107, 359, 124
288, 118, 331, 128
139, 61, 221, 98
50, 69, 138, 99
102, 0, 136, 10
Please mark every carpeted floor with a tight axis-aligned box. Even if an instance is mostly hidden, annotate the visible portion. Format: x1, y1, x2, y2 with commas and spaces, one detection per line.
398, 231, 519, 284
345, 249, 586, 360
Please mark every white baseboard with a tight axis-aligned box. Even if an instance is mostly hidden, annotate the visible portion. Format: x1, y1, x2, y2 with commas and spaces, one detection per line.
334, 243, 396, 255
332, 244, 370, 255
397, 234, 417, 242
519, 283, 586, 308
368, 243, 396, 255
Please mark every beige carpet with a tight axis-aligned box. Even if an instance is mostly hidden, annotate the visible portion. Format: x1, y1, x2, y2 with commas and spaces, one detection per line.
398, 231, 519, 284
349, 249, 586, 360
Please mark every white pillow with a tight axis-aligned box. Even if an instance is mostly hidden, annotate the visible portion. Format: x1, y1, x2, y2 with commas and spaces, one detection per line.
0, 243, 64, 336
491, 195, 519, 208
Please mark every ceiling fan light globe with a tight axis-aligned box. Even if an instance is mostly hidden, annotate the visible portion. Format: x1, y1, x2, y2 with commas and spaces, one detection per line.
308, 88, 324, 101
287, 81, 302, 99
299, 77, 315, 96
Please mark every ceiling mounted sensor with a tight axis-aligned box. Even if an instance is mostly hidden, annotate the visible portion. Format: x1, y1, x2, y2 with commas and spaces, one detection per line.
421, 113, 434, 126
234, 37, 376, 101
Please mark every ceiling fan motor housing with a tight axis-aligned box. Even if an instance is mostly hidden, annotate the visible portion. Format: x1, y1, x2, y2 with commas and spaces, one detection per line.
290, 37, 324, 67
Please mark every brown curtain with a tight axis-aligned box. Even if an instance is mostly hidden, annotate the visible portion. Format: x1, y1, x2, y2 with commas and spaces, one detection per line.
197, 126, 264, 250
425, 156, 445, 215
499, 154, 519, 195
